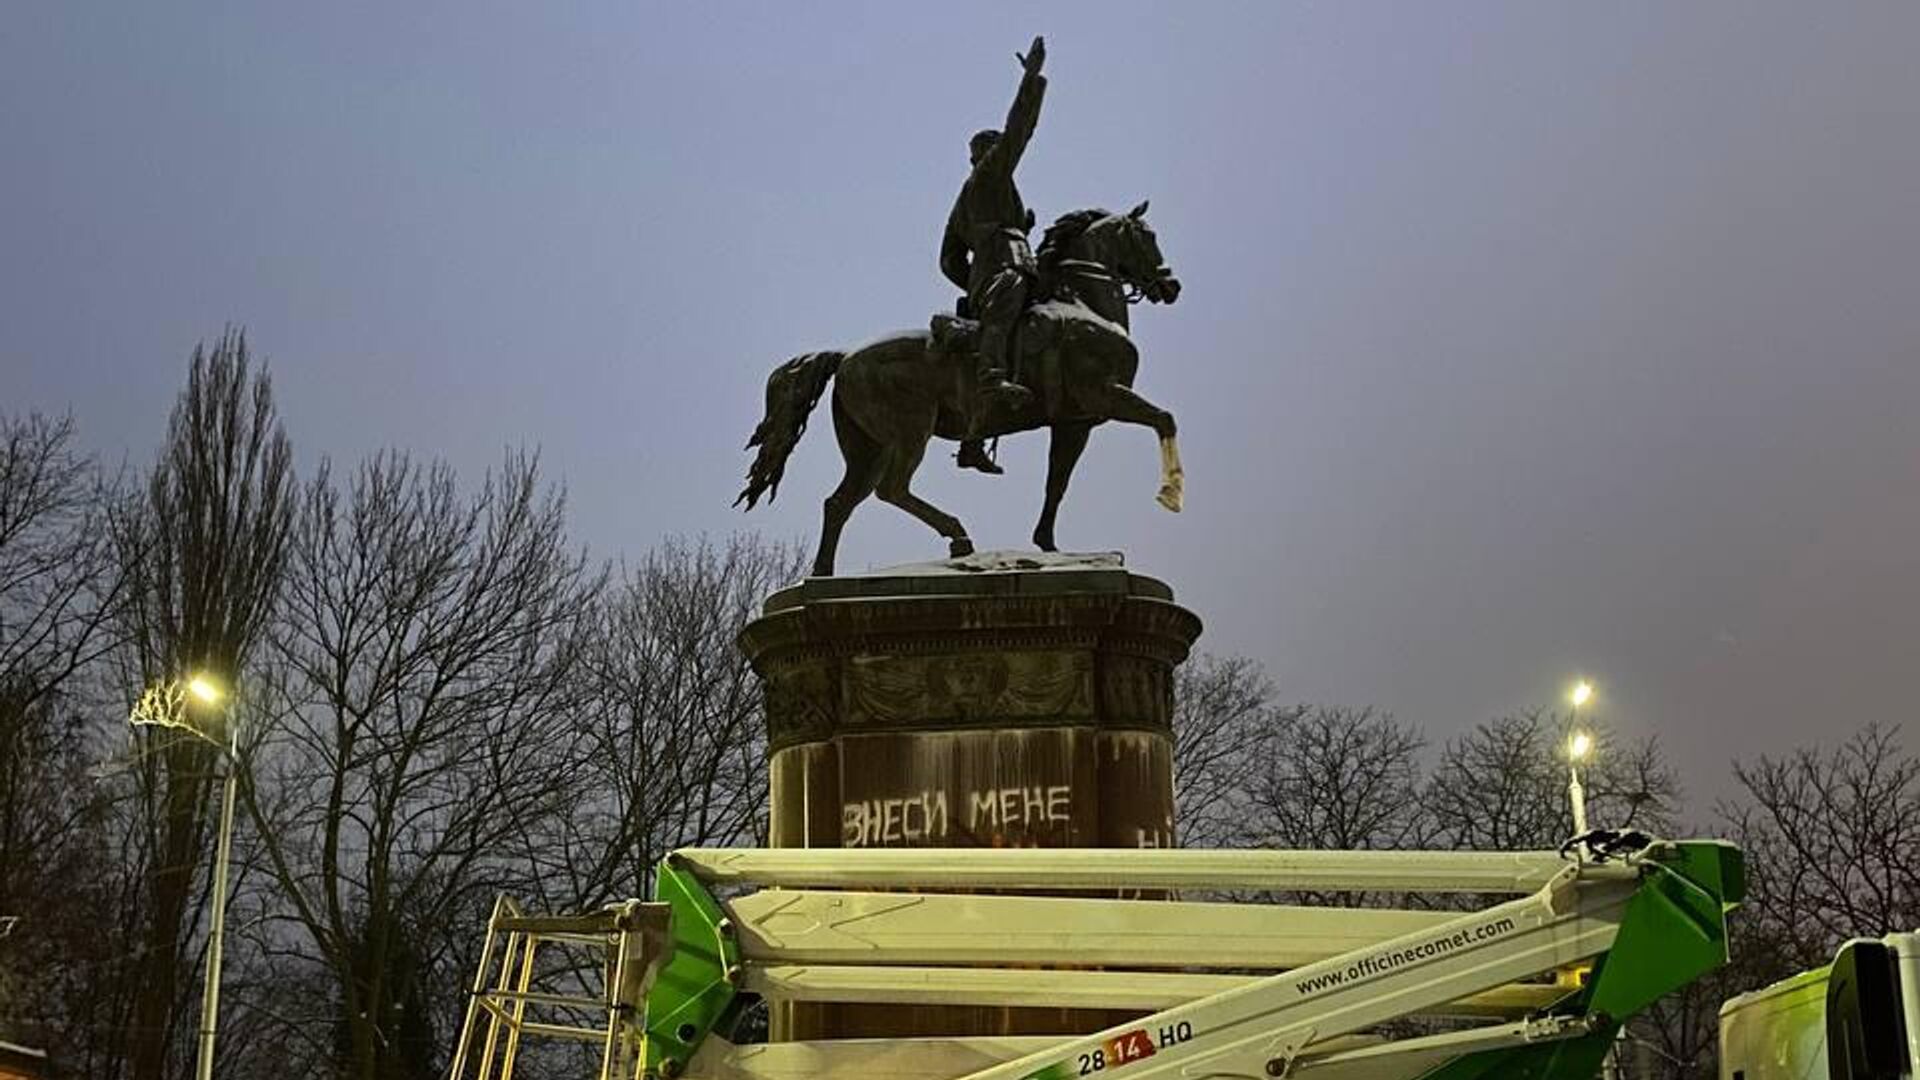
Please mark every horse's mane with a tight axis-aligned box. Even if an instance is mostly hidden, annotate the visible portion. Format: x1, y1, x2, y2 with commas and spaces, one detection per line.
1036, 207, 1112, 271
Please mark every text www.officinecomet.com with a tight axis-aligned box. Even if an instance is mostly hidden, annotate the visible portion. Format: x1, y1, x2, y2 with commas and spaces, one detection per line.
1293, 917, 1518, 996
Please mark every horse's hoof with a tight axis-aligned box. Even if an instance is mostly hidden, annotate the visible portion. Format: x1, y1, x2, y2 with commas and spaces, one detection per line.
1156, 485, 1183, 513
1033, 534, 1058, 553
949, 538, 975, 559
811, 560, 835, 577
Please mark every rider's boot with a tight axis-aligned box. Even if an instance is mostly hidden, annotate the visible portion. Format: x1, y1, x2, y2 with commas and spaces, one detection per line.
976, 322, 1034, 412
956, 439, 1003, 475
964, 326, 1030, 478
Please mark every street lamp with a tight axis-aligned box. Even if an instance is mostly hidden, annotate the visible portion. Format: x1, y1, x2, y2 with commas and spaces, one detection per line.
1566, 681, 1595, 836
129, 672, 237, 1080
187, 674, 223, 705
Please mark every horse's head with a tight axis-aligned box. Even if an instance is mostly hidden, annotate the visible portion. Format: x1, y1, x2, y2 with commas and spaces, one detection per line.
1086, 201, 1181, 305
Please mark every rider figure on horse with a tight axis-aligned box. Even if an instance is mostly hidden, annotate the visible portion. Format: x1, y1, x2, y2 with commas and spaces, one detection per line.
942, 35, 1046, 475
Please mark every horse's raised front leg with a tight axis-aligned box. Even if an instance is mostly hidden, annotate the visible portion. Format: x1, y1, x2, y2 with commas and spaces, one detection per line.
1156, 431, 1184, 513
876, 441, 975, 560
1034, 422, 1093, 552
1088, 383, 1183, 513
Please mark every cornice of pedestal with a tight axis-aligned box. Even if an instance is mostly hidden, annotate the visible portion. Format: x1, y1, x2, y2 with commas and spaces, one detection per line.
739, 552, 1202, 752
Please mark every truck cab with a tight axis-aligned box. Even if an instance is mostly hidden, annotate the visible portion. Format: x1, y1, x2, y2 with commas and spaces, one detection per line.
1720, 931, 1920, 1079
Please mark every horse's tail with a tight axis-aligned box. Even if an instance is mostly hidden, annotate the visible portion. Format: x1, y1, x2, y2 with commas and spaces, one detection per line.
735, 350, 844, 510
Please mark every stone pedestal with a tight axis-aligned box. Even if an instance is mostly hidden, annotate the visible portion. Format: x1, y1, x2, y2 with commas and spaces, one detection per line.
737, 551, 1203, 1039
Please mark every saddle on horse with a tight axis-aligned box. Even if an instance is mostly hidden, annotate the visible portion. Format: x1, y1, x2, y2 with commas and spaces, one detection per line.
929, 312, 984, 357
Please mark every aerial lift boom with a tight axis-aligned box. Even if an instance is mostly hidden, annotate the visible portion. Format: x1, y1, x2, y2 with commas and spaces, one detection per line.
450, 834, 1742, 1080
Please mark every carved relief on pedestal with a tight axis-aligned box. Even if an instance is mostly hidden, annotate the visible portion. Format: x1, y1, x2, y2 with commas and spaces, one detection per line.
1097, 653, 1175, 733
762, 661, 836, 750
845, 649, 1092, 729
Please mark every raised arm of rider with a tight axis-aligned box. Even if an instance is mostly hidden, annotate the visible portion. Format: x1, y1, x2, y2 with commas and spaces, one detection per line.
984, 66, 1046, 179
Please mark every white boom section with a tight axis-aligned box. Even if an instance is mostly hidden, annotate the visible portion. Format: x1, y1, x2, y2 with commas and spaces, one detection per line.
743, 966, 1565, 1018
679, 1023, 1595, 1080
674, 846, 1603, 894
1289, 1016, 1601, 1080
728, 890, 1454, 969
964, 868, 1638, 1080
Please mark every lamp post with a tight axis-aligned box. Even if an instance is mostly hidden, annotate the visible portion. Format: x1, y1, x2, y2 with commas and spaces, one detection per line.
1566, 676, 1628, 1076
1565, 679, 1631, 1080
1566, 681, 1594, 836
131, 673, 237, 1080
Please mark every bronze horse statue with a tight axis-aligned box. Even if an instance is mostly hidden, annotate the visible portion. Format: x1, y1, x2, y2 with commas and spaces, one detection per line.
737, 203, 1183, 577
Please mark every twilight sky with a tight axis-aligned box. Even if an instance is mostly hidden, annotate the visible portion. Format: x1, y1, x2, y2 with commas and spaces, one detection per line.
4, 3, 1916, 802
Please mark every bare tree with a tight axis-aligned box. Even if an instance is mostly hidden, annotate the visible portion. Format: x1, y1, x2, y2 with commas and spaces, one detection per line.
522, 534, 805, 909
1423, 714, 1565, 851
1194, 705, 1422, 909
0, 414, 117, 957
0, 413, 120, 713
108, 332, 294, 1080
1722, 723, 1919, 969
0, 419, 143, 1077
1251, 706, 1425, 851
242, 450, 597, 1080
1626, 726, 1917, 1080
0, 688, 120, 1067
1170, 654, 1292, 849
1423, 711, 1681, 851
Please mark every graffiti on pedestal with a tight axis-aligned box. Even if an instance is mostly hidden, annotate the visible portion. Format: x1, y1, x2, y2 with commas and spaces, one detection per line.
842, 783, 1074, 848
841, 789, 952, 847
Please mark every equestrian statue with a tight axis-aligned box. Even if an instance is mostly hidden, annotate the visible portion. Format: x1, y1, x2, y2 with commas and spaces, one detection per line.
736, 37, 1185, 577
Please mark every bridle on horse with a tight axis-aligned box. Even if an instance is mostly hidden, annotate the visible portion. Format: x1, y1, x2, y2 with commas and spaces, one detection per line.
1105, 219, 1164, 305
